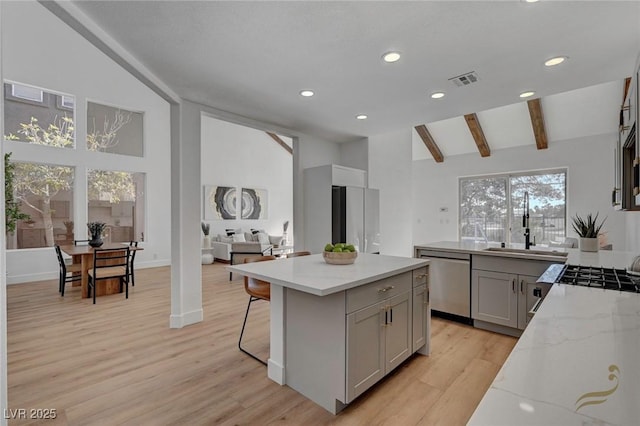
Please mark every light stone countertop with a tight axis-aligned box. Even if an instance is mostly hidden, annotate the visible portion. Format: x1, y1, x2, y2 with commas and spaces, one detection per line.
418, 241, 640, 424
415, 240, 638, 269
468, 283, 640, 425
226, 253, 429, 296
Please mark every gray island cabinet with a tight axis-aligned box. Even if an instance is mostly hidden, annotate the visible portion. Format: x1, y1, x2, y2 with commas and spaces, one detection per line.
228, 253, 429, 414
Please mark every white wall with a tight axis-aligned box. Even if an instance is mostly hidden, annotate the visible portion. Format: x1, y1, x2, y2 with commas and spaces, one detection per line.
2, 1, 171, 283
339, 137, 369, 176
412, 133, 626, 249
293, 135, 341, 250
200, 116, 293, 238
369, 129, 414, 257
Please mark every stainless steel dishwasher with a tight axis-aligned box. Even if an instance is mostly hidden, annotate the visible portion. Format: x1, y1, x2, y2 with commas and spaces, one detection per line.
417, 249, 471, 323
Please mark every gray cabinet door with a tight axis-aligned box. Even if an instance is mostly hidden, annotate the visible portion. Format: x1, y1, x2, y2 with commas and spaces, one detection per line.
385, 291, 412, 373
346, 301, 385, 403
412, 284, 428, 352
472, 270, 518, 328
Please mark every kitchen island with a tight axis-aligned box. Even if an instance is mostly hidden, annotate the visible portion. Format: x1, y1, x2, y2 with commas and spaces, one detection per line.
227, 253, 430, 414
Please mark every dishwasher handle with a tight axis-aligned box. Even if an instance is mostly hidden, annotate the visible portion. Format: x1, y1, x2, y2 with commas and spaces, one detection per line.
420, 256, 470, 266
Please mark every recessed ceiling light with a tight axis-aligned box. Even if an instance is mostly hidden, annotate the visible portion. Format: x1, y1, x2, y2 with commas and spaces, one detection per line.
524, 0, 539, 3
520, 91, 536, 98
356, 114, 368, 120
544, 56, 568, 67
382, 51, 401, 63
300, 90, 314, 97
431, 92, 445, 99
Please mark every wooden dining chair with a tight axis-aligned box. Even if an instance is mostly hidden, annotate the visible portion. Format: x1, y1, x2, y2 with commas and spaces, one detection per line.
54, 245, 82, 296
128, 241, 139, 286
87, 247, 130, 304
286, 251, 311, 258
239, 255, 276, 365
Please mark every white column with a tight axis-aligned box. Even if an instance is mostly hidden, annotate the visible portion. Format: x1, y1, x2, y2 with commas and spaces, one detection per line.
169, 101, 203, 327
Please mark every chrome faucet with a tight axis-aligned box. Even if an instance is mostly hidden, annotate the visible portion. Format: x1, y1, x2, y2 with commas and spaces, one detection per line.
523, 192, 530, 250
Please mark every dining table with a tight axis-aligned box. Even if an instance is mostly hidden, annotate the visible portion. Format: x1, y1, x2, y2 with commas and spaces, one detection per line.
59, 243, 142, 298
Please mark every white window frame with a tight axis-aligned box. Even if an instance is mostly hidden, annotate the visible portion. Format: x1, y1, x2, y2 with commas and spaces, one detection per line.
11, 83, 43, 103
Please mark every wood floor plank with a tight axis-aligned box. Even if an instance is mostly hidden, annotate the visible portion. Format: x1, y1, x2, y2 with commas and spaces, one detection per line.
6, 263, 516, 425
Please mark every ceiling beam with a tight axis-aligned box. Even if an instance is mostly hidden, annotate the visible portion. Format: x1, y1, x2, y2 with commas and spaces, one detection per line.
464, 113, 491, 157
527, 98, 548, 150
414, 125, 444, 163
266, 132, 293, 155
623, 77, 631, 101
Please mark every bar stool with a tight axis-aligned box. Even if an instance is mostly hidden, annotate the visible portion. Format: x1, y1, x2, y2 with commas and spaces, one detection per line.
238, 255, 276, 365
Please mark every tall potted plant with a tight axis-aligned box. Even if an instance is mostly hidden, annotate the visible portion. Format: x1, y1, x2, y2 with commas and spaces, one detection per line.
201, 222, 211, 249
571, 213, 606, 252
282, 220, 289, 245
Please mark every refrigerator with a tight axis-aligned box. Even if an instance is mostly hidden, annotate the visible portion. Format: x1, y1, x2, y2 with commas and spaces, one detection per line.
331, 186, 380, 253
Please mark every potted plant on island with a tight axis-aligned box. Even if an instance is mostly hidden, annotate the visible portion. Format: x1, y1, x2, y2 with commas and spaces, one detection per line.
571, 213, 606, 252
201, 222, 211, 249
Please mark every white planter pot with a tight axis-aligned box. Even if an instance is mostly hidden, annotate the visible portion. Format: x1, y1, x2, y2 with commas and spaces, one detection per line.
202, 235, 211, 249
580, 237, 598, 252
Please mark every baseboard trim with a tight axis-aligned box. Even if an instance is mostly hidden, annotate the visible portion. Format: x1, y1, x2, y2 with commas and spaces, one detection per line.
268, 358, 285, 385
170, 309, 203, 328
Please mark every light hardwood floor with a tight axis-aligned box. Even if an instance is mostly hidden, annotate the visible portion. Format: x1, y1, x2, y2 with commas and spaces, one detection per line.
6, 263, 516, 425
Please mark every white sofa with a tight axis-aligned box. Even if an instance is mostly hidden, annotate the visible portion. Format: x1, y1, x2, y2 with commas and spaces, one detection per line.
211, 231, 284, 262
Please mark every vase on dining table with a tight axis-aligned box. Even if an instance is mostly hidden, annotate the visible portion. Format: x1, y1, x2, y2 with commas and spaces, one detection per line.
87, 221, 106, 247
89, 233, 103, 248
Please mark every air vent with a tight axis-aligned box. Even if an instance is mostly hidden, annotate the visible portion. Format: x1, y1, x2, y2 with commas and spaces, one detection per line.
449, 71, 479, 87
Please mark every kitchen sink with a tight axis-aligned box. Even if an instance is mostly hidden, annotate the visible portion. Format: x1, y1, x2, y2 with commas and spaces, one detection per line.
483, 247, 569, 257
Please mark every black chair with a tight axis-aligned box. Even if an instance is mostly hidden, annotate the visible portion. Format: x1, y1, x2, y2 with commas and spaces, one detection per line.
74, 239, 90, 246
129, 241, 139, 286
87, 247, 130, 304
239, 255, 276, 365
54, 245, 82, 296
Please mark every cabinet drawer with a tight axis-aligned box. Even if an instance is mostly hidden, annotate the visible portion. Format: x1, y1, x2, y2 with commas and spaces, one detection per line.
346, 272, 411, 313
412, 267, 428, 287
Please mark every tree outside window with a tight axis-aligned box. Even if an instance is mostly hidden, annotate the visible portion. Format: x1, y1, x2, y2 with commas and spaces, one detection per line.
459, 170, 567, 245
4, 82, 146, 248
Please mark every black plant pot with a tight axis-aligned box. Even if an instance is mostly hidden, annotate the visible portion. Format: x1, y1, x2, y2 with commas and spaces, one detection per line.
89, 234, 103, 248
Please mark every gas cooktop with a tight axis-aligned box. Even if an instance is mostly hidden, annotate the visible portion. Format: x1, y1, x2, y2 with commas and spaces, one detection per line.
538, 264, 640, 293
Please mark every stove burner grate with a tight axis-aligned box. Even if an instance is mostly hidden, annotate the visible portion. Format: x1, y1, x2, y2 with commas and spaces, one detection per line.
557, 265, 640, 292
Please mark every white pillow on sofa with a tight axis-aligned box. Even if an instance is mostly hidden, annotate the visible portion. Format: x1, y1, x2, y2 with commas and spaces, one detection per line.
232, 233, 246, 242
219, 235, 233, 243
256, 232, 270, 245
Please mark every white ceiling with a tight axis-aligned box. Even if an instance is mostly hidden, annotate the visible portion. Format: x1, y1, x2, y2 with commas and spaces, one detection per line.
65, 1, 640, 154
